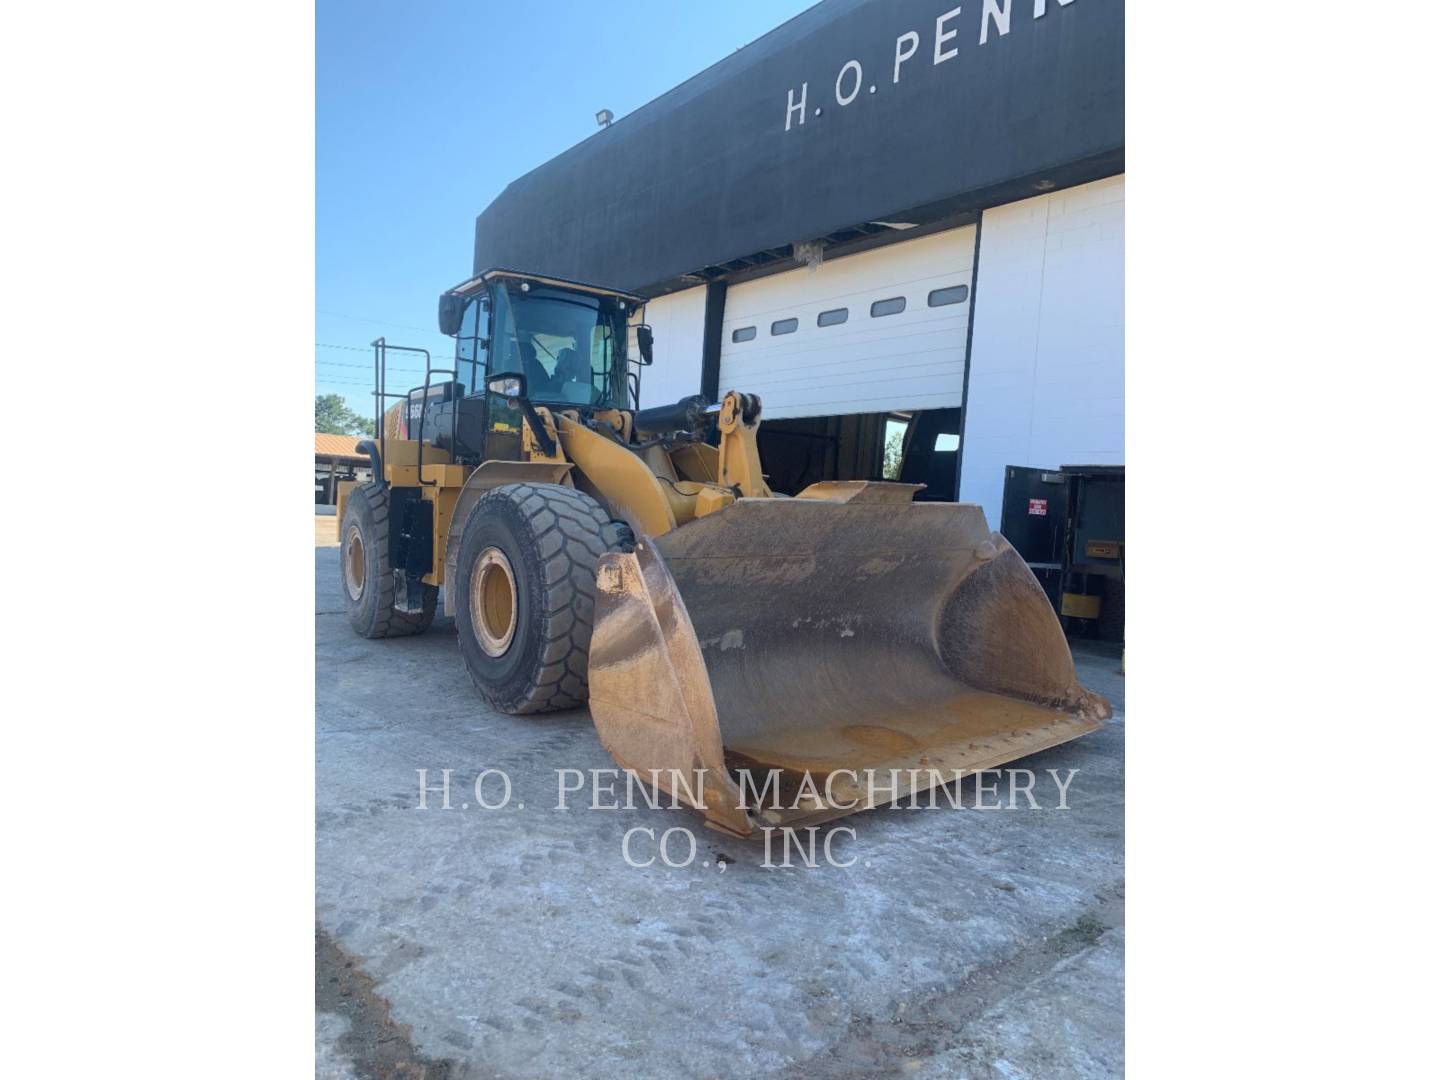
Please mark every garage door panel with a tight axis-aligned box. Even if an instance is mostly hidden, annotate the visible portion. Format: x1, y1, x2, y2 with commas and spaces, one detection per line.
719, 226, 975, 420
767, 385, 967, 420
721, 336, 964, 384
759, 369, 968, 414
722, 263, 973, 323
724, 311, 967, 358
724, 293, 969, 341
730, 353, 969, 398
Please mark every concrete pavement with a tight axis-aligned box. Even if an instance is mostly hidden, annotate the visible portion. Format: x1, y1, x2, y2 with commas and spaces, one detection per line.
315, 522, 1125, 1079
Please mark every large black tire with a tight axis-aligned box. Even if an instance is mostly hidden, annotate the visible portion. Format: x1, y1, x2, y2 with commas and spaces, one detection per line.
340, 482, 437, 638
454, 482, 633, 714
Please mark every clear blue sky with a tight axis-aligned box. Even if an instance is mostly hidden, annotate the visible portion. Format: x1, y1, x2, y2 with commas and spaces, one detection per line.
317, 0, 816, 414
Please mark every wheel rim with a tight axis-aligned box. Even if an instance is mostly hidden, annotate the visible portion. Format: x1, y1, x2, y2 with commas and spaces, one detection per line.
471, 546, 518, 657
343, 524, 366, 601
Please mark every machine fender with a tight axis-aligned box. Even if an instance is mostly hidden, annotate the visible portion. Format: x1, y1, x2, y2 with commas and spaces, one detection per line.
441, 460, 574, 616
354, 439, 383, 476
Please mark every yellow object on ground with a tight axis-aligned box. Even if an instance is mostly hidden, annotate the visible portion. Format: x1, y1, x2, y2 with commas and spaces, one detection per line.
1061, 592, 1103, 619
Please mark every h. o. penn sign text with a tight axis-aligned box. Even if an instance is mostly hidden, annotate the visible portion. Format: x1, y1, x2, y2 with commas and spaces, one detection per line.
785, 0, 1080, 132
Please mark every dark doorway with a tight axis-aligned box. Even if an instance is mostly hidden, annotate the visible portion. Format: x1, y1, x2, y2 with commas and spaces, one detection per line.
754, 407, 962, 500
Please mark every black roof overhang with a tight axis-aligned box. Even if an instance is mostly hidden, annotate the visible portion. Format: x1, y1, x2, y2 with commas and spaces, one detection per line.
472, 0, 1124, 297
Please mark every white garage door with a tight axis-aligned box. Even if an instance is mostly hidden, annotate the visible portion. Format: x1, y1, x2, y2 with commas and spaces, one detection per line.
635, 285, 706, 408
718, 225, 976, 420
957, 174, 1124, 527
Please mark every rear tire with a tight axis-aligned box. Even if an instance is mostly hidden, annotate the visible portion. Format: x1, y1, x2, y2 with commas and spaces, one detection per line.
454, 482, 632, 714
340, 482, 437, 638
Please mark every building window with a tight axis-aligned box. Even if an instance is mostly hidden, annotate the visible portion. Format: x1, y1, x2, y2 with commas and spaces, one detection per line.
731, 326, 756, 343
927, 284, 969, 307
817, 307, 849, 327
771, 317, 799, 336
870, 297, 906, 318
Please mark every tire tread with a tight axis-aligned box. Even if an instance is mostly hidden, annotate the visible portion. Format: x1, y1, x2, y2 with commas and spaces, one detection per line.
461, 482, 629, 713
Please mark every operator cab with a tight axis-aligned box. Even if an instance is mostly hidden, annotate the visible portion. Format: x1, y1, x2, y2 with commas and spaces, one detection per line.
421, 269, 648, 462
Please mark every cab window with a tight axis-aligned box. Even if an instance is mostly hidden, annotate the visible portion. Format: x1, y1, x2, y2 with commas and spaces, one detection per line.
455, 294, 489, 395
487, 283, 626, 408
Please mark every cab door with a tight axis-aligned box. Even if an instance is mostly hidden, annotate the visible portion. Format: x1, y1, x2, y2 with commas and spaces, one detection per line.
435, 291, 492, 461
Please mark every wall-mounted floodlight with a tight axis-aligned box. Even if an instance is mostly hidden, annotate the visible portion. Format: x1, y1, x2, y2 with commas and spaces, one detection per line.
596, 109, 614, 128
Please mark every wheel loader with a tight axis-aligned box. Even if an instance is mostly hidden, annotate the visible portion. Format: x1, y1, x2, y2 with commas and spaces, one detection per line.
338, 268, 1110, 837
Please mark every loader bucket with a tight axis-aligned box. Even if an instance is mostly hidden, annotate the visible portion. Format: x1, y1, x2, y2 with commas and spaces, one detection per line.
587, 482, 1110, 837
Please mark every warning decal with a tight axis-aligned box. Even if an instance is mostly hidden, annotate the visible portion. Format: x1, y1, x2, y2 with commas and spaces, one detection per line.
1028, 499, 1048, 516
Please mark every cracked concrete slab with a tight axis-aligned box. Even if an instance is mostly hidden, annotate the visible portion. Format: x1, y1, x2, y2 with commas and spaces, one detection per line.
314, 530, 1125, 1079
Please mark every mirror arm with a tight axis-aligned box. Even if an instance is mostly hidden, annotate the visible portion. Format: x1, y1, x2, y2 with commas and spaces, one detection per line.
520, 398, 557, 457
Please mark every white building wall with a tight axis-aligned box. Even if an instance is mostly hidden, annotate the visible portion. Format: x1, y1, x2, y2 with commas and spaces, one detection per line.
636, 285, 707, 408
960, 174, 1124, 526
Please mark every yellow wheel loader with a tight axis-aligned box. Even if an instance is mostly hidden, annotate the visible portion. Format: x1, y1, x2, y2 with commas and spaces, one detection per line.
339, 269, 1110, 837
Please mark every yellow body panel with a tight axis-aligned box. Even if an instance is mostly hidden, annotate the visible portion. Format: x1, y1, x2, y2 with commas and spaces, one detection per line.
420, 483, 463, 586
383, 462, 468, 488
382, 438, 451, 467
668, 442, 720, 484
334, 480, 356, 526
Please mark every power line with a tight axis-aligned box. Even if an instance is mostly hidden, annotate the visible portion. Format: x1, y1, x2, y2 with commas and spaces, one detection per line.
315, 308, 451, 338
319, 377, 434, 388
315, 341, 443, 359
315, 358, 427, 372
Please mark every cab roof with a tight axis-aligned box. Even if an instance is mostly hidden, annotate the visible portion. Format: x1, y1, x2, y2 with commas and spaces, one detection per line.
445, 268, 645, 306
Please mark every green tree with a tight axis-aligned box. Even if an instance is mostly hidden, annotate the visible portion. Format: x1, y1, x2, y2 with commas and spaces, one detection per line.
315, 393, 375, 437
882, 422, 907, 480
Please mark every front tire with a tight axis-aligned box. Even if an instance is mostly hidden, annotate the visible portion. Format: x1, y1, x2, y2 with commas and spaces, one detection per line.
454, 482, 632, 714
340, 482, 437, 638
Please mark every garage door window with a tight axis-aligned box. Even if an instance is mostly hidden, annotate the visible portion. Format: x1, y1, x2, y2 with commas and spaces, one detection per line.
817, 307, 848, 327
927, 284, 969, 307
731, 326, 756, 343
870, 297, 906, 317
771, 317, 799, 336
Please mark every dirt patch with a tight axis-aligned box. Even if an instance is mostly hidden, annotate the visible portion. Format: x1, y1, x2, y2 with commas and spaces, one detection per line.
316, 926, 459, 1079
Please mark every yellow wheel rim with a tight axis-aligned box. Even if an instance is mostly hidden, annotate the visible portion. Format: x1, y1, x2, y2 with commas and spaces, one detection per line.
343, 524, 366, 602
471, 546, 518, 657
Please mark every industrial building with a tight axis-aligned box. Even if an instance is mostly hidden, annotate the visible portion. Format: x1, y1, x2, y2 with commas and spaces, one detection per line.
470, 0, 1123, 622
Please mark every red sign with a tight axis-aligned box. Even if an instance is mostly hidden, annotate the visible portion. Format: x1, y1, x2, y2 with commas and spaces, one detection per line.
1028, 498, 1048, 516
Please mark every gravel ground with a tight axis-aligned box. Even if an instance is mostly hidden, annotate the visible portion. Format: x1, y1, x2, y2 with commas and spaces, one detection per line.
315, 524, 1125, 1079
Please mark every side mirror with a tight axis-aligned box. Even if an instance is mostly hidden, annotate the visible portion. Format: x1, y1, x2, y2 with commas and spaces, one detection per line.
487, 372, 527, 399
636, 324, 654, 366
437, 292, 465, 337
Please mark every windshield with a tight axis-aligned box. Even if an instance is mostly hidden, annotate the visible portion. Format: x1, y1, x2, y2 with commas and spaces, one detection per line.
489, 283, 628, 408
